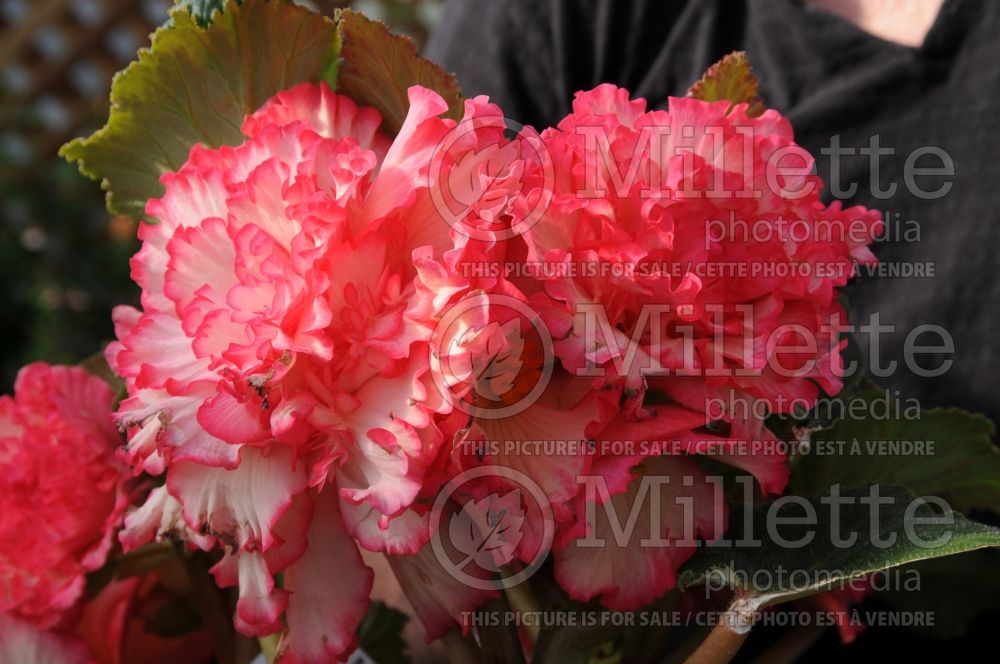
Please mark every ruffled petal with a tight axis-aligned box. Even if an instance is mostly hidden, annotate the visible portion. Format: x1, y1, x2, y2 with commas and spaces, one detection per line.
167, 446, 307, 551
276, 491, 373, 663
339, 500, 430, 555
554, 456, 726, 610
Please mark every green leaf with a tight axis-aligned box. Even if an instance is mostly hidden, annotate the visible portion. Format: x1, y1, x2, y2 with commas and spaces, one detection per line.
790, 386, 1000, 513
534, 625, 621, 664
356, 601, 411, 664
677, 485, 1000, 608
60, 0, 339, 220
335, 8, 464, 134
875, 549, 1000, 638
687, 51, 765, 117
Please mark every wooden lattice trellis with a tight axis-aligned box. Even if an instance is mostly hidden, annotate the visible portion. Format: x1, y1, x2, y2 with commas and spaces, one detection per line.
0, 0, 175, 163
0, 0, 439, 168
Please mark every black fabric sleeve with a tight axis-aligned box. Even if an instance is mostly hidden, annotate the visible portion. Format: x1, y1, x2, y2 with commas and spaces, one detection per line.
425, 0, 702, 129
425, 0, 562, 129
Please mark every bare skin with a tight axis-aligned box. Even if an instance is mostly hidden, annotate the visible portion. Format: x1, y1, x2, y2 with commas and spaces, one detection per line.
806, 0, 948, 47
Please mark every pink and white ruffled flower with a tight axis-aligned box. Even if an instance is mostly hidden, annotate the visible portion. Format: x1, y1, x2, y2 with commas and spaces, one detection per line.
483, 85, 881, 610
519, 84, 882, 416
109, 81, 524, 660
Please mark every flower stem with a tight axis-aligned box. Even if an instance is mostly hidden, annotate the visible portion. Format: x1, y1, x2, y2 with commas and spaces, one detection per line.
748, 625, 826, 664
682, 598, 758, 664
681, 622, 748, 664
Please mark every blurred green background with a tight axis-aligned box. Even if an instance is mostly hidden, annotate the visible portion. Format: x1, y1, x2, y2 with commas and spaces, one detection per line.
0, 0, 442, 390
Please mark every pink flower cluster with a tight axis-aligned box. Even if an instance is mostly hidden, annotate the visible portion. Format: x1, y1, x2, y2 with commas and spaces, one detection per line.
0, 364, 138, 663
0, 364, 126, 629
106, 81, 880, 660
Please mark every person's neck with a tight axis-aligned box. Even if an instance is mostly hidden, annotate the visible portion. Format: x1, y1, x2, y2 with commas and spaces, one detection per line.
806, 0, 947, 47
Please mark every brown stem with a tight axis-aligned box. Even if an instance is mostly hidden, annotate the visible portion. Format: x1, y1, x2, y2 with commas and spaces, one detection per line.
682, 598, 759, 664
749, 625, 827, 664
682, 622, 749, 664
